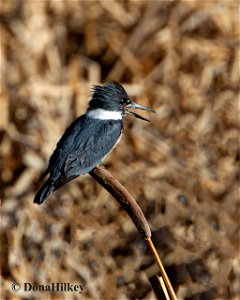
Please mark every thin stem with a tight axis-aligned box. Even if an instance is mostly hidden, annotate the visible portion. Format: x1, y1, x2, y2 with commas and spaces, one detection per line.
158, 275, 170, 300
146, 237, 178, 300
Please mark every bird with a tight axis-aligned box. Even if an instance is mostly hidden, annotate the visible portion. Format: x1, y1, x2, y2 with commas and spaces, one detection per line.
34, 81, 155, 204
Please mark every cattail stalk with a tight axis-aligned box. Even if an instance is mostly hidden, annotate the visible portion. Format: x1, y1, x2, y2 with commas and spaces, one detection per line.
89, 166, 177, 300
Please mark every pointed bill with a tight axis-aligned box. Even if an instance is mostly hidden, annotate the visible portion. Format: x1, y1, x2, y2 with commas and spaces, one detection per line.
125, 101, 156, 122
125, 109, 151, 122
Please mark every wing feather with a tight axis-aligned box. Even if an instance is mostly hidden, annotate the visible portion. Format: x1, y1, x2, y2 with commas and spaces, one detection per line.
43, 115, 122, 186
63, 119, 123, 177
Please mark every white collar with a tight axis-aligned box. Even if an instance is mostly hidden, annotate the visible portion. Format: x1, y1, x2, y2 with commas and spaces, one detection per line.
87, 108, 122, 120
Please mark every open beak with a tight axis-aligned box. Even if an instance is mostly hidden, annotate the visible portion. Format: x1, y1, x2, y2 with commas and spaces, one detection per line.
125, 102, 156, 122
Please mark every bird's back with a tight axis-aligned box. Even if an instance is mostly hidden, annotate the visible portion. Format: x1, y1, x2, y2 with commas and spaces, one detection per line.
41, 115, 123, 188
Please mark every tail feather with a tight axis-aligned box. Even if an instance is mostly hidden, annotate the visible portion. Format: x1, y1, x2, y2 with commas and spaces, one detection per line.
34, 180, 54, 205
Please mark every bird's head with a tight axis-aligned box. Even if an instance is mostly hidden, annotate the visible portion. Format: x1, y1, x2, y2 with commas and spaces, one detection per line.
87, 81, 155, 121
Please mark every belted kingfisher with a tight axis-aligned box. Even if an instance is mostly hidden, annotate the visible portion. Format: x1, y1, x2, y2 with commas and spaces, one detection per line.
34, 81, 155, 204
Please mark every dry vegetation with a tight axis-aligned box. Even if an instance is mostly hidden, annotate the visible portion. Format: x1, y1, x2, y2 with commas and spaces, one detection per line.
0, 1, 239, 299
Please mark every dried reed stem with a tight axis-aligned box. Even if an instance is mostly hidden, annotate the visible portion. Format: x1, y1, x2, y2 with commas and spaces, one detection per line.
146, 237, 178, 300
89, 165, 177, 300
89, 165, 151, 238
158, 275, 171, 300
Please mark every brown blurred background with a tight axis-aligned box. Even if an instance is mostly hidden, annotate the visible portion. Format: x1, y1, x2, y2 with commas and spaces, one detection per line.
0, 1, 239, 299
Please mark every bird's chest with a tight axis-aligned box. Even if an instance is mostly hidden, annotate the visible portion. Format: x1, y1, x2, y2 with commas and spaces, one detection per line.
100, 128, 123, 163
